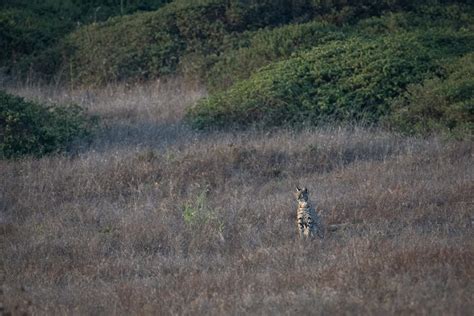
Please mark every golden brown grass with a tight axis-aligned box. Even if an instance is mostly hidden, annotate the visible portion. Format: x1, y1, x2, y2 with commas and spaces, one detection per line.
1, 80, 473, 315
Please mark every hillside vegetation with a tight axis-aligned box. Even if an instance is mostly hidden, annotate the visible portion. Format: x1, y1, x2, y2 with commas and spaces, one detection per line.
205, 4, 474, 91
0, 0, 170, 78
390, 52, 474, 136
186, 4, 474, 132
0, 91, 96, 158
187, 29, 473, 129
3, 0, 471, 135
64, 0, 413, 85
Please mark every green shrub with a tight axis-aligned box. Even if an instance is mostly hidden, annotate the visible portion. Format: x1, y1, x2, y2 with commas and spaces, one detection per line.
66, 0, 314, 85
0, 8, 72, 76
0, 91, 96, 159
356, 3, 474, 35
2, 0, 471, 84
65, 1, 226, 85
388, 53, 474, 137
202, 21, 346, 91
63, 0, 414, 85
186, 29, 474, 129
183, 189, 218, 226
202, 3, 474, 91
0, 1, 171, 79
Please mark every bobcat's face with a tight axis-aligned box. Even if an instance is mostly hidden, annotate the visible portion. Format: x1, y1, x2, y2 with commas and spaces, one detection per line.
295, 186, 309, 202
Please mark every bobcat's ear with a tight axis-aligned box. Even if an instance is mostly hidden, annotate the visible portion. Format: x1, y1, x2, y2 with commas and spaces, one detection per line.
303, 187, 308, 193
296, 186, 302, 191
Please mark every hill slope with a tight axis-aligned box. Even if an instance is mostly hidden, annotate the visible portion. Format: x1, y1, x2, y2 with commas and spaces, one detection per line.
1, 1, 473, 136
187, 28, 474, 130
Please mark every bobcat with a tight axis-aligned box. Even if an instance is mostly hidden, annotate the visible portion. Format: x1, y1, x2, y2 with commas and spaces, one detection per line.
295, 186, 324, 239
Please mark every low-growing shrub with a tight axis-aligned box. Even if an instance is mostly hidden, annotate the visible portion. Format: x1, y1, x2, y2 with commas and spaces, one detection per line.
65, 1, 225, 85
0, 8, 72, 77
356, 3, 474, 36
202, 21, 346, 91
2, 0, 471, 84
63, 0, 414, 85
388, 53, 474, 137
183, 188, 222, 228
198, 3, 474, 91
0, 1, 171, 80
0, 91, 96, 159
186, 29, 474, 129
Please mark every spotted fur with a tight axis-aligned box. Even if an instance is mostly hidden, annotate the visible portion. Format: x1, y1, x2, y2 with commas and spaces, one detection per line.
295, 187, 324, 239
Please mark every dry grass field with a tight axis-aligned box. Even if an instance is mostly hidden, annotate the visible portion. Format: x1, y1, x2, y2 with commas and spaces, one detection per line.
1, 79, 473, 315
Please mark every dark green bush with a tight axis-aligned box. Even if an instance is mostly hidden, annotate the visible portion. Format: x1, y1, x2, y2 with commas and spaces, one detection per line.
0, 91, 96, 159
186, 29, 474, 129
65, 1, 226, 85
202, 3, 474, 91
0, 0, 171, 79
388, 53, 474, 137
0, 8, 71, 75
202, 21, 346, 91
66, 0, 314, 84
2, 0, 472, 86
356, 3, 474, 35
63, 0, 414, 85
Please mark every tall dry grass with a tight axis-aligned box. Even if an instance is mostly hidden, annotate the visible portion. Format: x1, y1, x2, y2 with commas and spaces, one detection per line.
1, 79, 473, 315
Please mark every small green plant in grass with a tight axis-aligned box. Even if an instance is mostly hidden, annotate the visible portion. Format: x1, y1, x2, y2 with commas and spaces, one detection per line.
0, 91, 97, 159
183, 189, 223, 233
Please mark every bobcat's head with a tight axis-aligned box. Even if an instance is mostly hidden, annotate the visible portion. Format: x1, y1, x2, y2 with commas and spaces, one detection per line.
295, 186, 309, 202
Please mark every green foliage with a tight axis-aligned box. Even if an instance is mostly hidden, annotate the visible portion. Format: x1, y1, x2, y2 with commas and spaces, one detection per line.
388, 53, 474, 137
186, 29, 474, 129
2, 0, 471, 83
1, 1, 473, 138
202, 3, 474, 91
0, 91, 96, 159
183, 189, 223, 232
356, 3, 474, 35
0, 0, 172, 24
0, 8, 72, 78
183, 189, 206, 225
65, 1, 226, 85
203, 21, 346, 91
63, 0, 414, 85
0, 0, 170, 79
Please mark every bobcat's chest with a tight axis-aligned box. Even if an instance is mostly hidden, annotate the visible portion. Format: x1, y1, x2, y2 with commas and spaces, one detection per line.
297, 201, 311, 216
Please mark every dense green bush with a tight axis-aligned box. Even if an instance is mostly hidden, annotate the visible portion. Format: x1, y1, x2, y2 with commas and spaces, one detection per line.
65, 1, 225, 85
202, 21, 345, 91
2, 0, 471, 83
66, 0, 314, 84
64, 0, 414, 85
186, 29, 474, 129
0, 8, 71, 76
388, 53, 474, 137
356, 3, 474, 35
0, 0, 170, 79
0, 0, 171, 22
0, 91, 96, 158
202, 3, 474, 91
